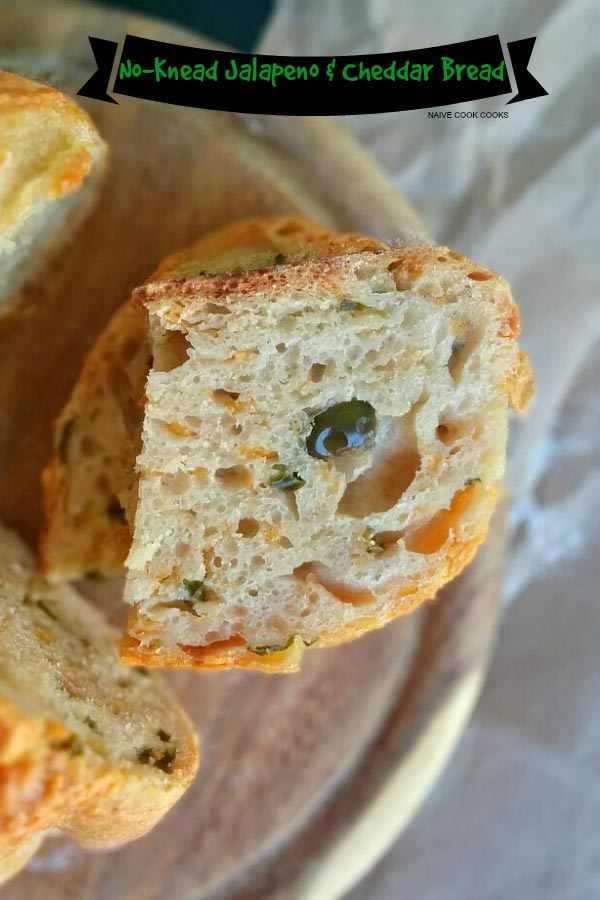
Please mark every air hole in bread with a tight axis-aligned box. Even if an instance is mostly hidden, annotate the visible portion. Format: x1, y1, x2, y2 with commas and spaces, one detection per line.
231, 423, 243, 435
338, 446, 420, 517
371, 530, 402, 551
294, 562, 376, 606
213, 389, 240, 408
282, 491, 299, 521
404, 485, 474, 555
156, 599, 198, 614
448, 338, 466, 382
338, 414, 421, 517
164, 421, 196, 438
437, 417, 480, 446
448, 322, 479, 384
353, 262, 392, 292
203, 548, 222, 575
389, 260, 419, 292
237, 518, 260, 538
215, 465, 252, 490
205, 302, 231, 315
309, 362, 327, 383
152, 330, 191, 373
436, 422, 453, 443
202, 586, 221, 604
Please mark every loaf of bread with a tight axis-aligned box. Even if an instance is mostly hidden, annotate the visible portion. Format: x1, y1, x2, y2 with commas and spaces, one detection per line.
0, 70, 105, 320
0, 524, 198, 883
41, 215, 384, 580
120, 243, 533, 672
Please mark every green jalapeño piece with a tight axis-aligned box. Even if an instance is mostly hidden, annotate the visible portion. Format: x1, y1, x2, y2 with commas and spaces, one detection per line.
268, 465, 305, 491
306, 400, 376, 459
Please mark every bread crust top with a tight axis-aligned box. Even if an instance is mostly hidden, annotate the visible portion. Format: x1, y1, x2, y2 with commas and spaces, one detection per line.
135, 244, 532, 412
0, 524, 198, 871
0, 70, 103, 203
136, 245, 513, 325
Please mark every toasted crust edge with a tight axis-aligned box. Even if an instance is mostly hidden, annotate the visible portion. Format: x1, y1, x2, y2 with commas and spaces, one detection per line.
121, 512, 488, 673
0, 70, 102, 202
135, 243, 533, 415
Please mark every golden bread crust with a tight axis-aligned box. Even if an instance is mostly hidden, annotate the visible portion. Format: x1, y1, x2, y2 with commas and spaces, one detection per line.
0, 524, 199, 880
0, 71, 106, 321
121, 485, 494, 673
0, 71, 100, 205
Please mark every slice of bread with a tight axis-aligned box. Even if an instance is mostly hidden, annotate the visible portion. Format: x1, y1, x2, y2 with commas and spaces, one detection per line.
122, 245, 532, 672
0, 70, 106, 320
40, 215, 385, 581
0, 523, 198, 883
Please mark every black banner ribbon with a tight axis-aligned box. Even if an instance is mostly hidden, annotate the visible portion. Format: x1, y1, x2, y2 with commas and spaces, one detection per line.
506, 37, 548, 105
78, 34, 547, 114
80, 36, 120, 105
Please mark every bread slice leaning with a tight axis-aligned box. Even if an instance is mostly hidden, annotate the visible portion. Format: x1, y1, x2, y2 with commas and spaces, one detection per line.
40, 215, 385, 581
0, 523, 198, 883
0, 70, 106, 320
122, 245, 533, 673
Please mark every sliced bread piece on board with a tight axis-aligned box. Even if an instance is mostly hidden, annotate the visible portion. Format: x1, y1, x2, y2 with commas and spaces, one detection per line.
122, 245, 532, 673
0, 524, 198, 883
0, 71, 106, 320
40, 215, 385, 581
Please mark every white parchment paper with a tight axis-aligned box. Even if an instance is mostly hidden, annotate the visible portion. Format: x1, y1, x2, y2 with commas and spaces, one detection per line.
261, 2, 600, 897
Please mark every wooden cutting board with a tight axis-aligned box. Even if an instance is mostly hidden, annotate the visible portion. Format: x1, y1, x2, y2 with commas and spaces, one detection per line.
0, 2, 502, 898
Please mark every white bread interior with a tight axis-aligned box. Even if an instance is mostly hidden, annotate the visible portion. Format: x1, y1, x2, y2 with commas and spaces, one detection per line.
122, 245, 532, 672
40, 216, 384, 581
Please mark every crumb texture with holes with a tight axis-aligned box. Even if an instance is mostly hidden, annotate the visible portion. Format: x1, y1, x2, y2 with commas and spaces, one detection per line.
41, 215, 384, 582
0, 524, 198, 882
123, 243, 532, 672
